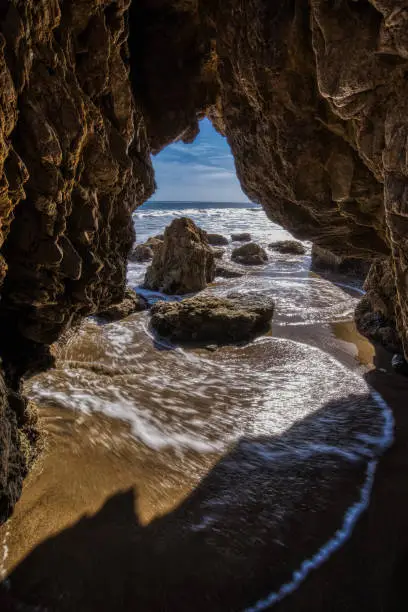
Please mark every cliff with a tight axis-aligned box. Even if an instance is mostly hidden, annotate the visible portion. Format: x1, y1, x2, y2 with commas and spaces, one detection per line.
1, 0, 408, 520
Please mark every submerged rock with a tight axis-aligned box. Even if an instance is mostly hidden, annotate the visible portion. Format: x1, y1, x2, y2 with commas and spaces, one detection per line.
150, 293, 274, 343
270, 240, 306, 255
231, 232, 251, 242
129, 243, 154, 263
232, 242, 268, 266
206, 233, 229, 246
144, 218, 215, 294
215, 263, 244, 278
98, 288, 147, 321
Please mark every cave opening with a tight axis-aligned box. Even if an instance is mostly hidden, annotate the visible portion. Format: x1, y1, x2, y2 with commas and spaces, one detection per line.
1, 1, 408, 610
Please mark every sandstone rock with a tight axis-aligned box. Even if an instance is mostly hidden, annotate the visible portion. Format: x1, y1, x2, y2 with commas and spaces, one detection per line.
98, 289, 147, 322
150, 293, 274, 343
232, 243, 268, 266
231, 233, 251, 242
215, 263, 244, 279
129, 244, 154, 263
269, 240, 306, 255
144, 218, 215, 294
206, 233, 229, 246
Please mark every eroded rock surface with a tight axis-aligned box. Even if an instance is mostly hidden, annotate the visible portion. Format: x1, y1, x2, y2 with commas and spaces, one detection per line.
144, 217, 215, 294
0, 0, 155, 522
150, 293, 274, 343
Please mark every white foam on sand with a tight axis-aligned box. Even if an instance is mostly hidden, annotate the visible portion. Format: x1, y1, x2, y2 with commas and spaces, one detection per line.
0, 524, 10, 584
244, 390, 394, 612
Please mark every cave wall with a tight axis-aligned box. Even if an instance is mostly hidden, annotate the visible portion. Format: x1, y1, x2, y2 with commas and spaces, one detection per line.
0, 0, 155, 523
1, 0, 408, 521
200, 0, 408, 355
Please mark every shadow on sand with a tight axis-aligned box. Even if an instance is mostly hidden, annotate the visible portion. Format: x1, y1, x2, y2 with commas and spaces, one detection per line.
1, 350, 408, 612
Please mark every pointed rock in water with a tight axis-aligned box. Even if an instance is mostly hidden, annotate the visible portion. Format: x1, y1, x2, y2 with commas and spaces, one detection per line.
206, 233, 229, 246
98, 288, 147, 321
232, 242, 268, 266
231, 232, 251, 242
144, 217, 215, 294
269, 240, 306, 255
150, 293, 274, 343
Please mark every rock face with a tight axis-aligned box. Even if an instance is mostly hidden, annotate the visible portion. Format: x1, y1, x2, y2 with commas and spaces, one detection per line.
144, 218, 216, 294
0, 0, 156, 522
232, 243, 268, 266
199, 1, 408, 356
270, 240, 306, 255
150, 293, 275, 343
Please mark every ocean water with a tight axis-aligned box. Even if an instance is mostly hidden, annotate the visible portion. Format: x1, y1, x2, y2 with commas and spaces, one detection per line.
4, 201, 393, 610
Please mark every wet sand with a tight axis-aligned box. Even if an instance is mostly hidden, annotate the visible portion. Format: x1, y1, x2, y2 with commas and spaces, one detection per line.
1, 314, 406, 611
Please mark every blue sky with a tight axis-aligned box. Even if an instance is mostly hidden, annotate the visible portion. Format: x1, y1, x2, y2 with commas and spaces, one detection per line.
150, 119, 250, 203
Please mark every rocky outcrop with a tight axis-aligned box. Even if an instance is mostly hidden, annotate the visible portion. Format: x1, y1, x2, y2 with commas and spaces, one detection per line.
199, 0, 408, 356
0, 0, 155, 523
232, 243, 268, 266
144, 218, 216, 294
270, 240, 306, 255
312, 246, 371, 278
150, 293, 275, 343
97, 288, 147, 322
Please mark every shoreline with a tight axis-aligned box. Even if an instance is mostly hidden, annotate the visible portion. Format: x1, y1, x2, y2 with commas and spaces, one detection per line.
2, 315, 406, 611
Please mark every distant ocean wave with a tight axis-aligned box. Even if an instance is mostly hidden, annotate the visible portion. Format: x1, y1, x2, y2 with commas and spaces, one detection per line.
138, 200, 260, 211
